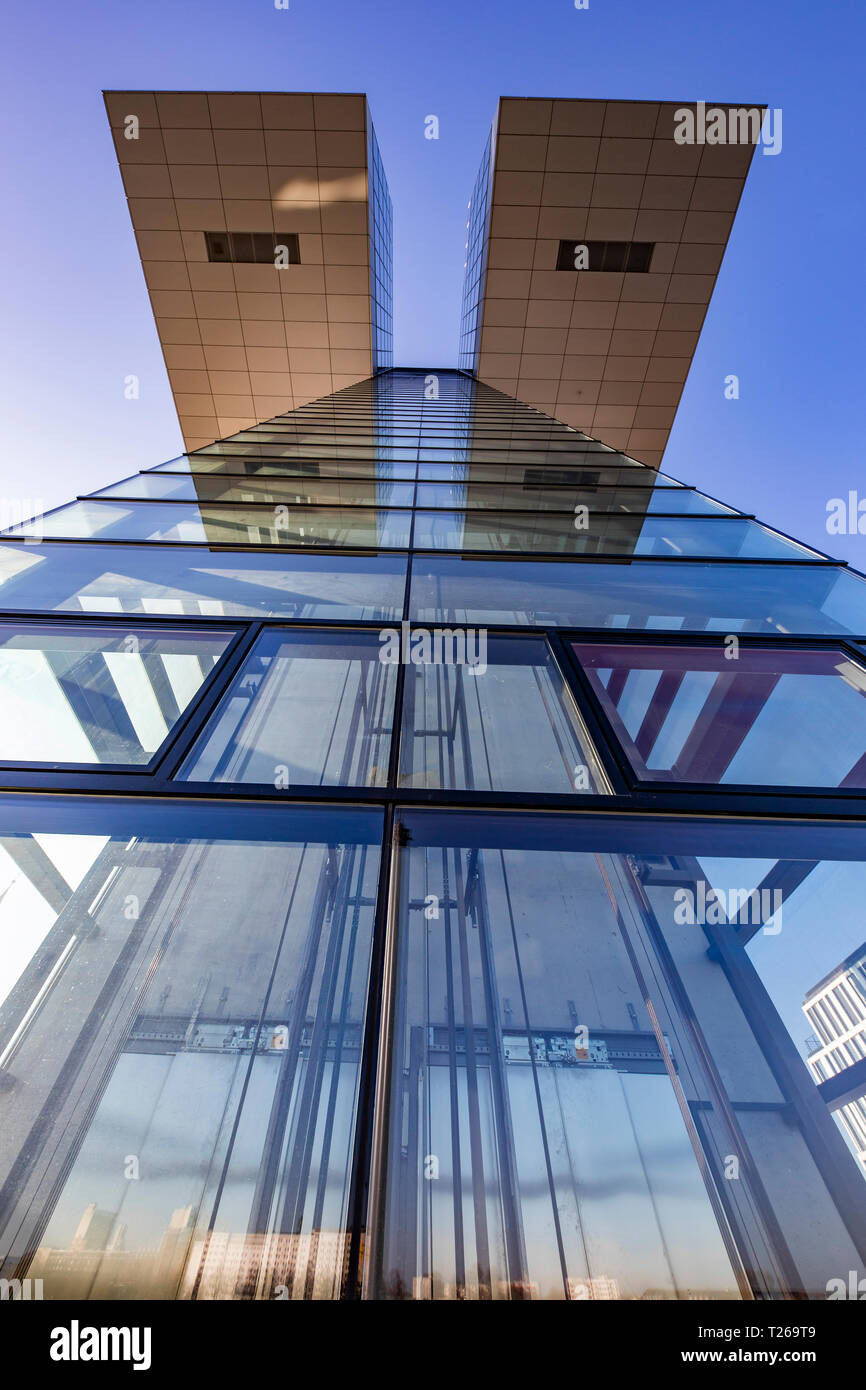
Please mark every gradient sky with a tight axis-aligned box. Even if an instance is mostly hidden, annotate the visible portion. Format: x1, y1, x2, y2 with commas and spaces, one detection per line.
1, 0, 864, 566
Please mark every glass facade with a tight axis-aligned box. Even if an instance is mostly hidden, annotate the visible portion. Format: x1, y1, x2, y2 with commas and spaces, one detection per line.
458, 127, 494, 372
1, 369, 865, 1301
367, 111, 394, 371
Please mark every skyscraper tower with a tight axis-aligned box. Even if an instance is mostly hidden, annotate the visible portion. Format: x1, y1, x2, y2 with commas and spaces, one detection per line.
0, 94, 864, 1303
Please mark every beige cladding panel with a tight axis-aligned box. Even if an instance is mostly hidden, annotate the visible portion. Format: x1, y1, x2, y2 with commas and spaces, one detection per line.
476, 97, 759, 466
105, 91, 374, 448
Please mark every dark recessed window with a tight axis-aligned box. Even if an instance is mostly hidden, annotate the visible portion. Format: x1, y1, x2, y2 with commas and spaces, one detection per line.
556, 240, 654, 273
204, 231, 301, 265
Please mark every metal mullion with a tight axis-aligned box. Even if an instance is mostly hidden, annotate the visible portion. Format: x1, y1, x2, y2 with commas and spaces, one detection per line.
0, 607, 254, 630
0, 777, 860, 822
148, 621, 264, 779
547, 629, 632, 795
344, 802, 397, 1298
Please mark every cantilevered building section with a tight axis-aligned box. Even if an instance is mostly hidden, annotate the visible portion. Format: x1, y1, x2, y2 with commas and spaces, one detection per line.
105, 90, 393, 450
460, 98, 761, 466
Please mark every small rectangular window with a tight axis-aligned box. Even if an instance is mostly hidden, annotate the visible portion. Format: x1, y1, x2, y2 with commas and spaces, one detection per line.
398, 634, 610, 794
204, 231, 301, 265
572, 642, 866, 789
556, 240, 655, 272
0, 622, 235, 766
179, 629, 397, 787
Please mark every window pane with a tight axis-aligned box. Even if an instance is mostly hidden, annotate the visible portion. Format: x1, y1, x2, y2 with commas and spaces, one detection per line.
415, 483, 733, 515
152, 454, 419, 480
0, 799, 382, 1300
368, 810, 741, 1300
94, 475, 414, 508
705, 855, 866, 1178
410, 557, 866, 636
417, 462, 658, 485
7, 501, 412, 549
367, 812, 866, 1300
412, 512, 818, 559
398, 634, 610, 793
0, 622, 234, 765
573, 643, 866, 787
0, 543, 406, 620
180, 629, 397, 787
92, 473, 198, 500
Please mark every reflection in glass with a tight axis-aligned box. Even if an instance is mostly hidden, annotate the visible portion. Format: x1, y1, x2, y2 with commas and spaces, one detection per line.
417, 462, 683, 486
705, 857, 866, 1177
94, 475, 415, 508
6, 502, 412, 550
180, 630, 397, 787
0, 543, 406, 620
410, 556, 866, 636
398, 635, 610, 793
0, 623, 233, 765
415, 483, 733, 515
368, 812, 866, 1299
368, 811, 740, 1299
574, 643, 866, 787
412, 512, 818, 559
152, 454, 419, 481
0, 802, 382, 1300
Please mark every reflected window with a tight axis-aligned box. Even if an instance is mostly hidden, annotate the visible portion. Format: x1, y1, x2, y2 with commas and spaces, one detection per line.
179, 629, 397, 787
0, 623, 234, 766
398, 634, 610, 793
574, 642, 866, 788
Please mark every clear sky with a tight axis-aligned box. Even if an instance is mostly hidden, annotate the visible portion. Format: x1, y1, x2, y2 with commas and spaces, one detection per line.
1, 0, 864, 566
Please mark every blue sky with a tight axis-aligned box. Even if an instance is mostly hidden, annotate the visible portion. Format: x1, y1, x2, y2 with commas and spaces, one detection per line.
1, 0, 864, 565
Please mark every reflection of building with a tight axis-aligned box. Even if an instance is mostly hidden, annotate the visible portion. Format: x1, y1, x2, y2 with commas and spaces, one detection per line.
567, 1276, 620, 1301
804, 946, 866, 1168
34, 1202, 349, 1302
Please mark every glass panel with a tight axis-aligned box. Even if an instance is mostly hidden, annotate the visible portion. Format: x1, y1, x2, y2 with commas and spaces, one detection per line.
6, 502, 412, 549
180, 629, 397, 787
416, 483, 733, 514
398, 634, 610, 793
367, 812, 866, 1300
153, 455, 419, 480
0, 798, 382, 1300
573, 643, 866, 788
0, 622, 233, 765
92, 473, 198, 501
412, 512, 818, 559
0, 544, 407, 620
693, 857, 866, 1179
417, 462, 664, 486
93, 476, 414, 508
368, 809, 741, 1300
410, 556, 866, 636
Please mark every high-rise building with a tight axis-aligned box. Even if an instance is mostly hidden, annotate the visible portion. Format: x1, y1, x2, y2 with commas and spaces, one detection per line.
804, 947, 866, 1171
0, 94, 864, 1303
